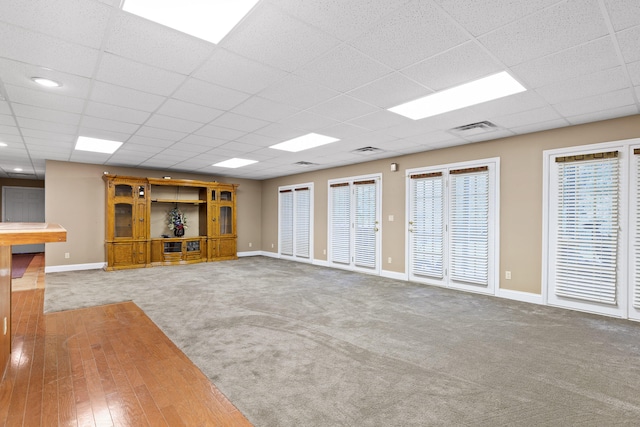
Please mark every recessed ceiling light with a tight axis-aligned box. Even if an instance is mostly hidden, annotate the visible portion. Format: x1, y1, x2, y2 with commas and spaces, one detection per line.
75, 136, 122, 154
0, 142, 7, 147
14, 168, 23, 172
122, 0, 260, 44
31, 77, 62, 88
388, 71, 526, 120
213, 158, 258, 168
270, 133, 340, 153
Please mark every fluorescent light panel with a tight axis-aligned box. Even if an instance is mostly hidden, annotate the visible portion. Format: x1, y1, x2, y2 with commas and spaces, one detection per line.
31, 77, 62, 88
122, 0, 259, 44
213, 158, 257, 168
270, 133, 340, 153
75, 136, 122, 154
389, 71, 526, 120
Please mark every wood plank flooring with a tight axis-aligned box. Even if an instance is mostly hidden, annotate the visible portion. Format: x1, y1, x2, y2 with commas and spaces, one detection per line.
1, 258, 253, 426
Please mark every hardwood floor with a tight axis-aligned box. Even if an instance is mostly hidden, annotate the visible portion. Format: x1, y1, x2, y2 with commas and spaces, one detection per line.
1, 258, 252, 426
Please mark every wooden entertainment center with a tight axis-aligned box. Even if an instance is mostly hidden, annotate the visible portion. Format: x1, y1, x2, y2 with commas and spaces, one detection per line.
103, 174, 238, 270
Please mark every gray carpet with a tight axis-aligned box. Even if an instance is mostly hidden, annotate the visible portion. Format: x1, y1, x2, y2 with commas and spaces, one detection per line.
45, 257, 640, 426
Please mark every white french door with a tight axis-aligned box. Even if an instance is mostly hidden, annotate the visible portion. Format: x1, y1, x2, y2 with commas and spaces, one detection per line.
544, 140, 640, 319
329, 175, 381, 274
407, 159, 499, 294
278, 184, 313, 262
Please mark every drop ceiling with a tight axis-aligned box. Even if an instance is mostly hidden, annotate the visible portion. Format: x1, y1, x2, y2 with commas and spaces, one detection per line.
0, 0, 638, 180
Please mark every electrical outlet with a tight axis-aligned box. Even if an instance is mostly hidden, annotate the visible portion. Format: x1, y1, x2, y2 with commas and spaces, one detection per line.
388, 257, 392, 264
64, 252, 70, 259
271, 243, 274, 248
249, 242, 252, 248
323, 249, 326, 255
388, 215, 394, 222
505, 271, 511, 280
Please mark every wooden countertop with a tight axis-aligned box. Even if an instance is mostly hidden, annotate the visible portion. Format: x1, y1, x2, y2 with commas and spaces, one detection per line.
0, 223, 67, 246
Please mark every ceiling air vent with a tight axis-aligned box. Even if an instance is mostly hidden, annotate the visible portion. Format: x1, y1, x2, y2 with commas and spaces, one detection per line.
294, 161, 317, 167
450, 121, 497, 136
351, 146, 384, 155
8, 173, 36, 179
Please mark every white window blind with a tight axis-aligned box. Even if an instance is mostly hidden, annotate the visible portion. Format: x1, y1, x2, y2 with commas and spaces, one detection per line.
410, 173, 444, 278
450, 167, 489, 286
331, 183, 351, 264
295, 188, 310, 258
354, 180, 377, 268
279, 190, 293, 256
555, 152, 619, 304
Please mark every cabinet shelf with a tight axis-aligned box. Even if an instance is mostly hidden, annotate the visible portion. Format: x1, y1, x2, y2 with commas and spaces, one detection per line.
151, 199, 205, 204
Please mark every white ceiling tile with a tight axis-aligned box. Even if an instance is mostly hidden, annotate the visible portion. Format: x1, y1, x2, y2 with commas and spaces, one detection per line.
258, 75, 340, 110
320, 123, 375, 140
463, 128, 515, 143
218, 141, 263, 154
21, 128, 75, 142
566, 105, 639, 125
536, 67, 630, 105
268, 0, 409, 41
24, 137, 73, 149
0, 58, 92, 99
479, 0, 609, 66
350, 1, 469, 69
434, 0, 561, 36
180, 134, 227, 148
4, 84, 85, 114
96, 53, 186, 96
347, 110, 412, 131
221, 3, 340, 72
511, 37, 620, 88
173, 78, 250, 110
235, 133, 279, 148
0, 125, 19, 137
78, 127, 130, 142
470, 90, 549, 119
81, 116, 139, 134
294, 45, 393, 93
0, 22, 99, 77
278, 111, 340, 132
492, 106, 563, 129
307, 95, 379, 122
106, 12, 214, 75
554, 88, 636, 117
0, 134, 23, 144
16, 117, 76, 135
511, 118, 569, 135
127, 135, 174, 148
603, 0, 640, 31
144, 114, 203, 134
193, 48, 288, 94
134, 126, 187, 142
0, 114, 15, 126
405, 129, 463, 146
401, 42, 504, 90
85, 101, 150, 125
164, 142, 212, 154
210, 112, 270, 133
629, 61, 640, 86
0, 0, 111, 48
231, 97, 299, 122
12, 104, 81, 125
156, 99, 223, 124
618, 25, 640, 63
0, 102, 9, 115
347, 72, 432, 109
195, 124, 246, 141
253, 123, 303, 141
148, 149, 194, 161
90, 81, 166, 112
116, 143, 165, 154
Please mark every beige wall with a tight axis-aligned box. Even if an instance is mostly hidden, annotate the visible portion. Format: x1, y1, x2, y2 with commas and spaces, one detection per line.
44, 161, 262, 267
260, 115, 640, 295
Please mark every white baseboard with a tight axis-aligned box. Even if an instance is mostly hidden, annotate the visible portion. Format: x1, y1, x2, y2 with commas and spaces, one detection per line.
497, 288, 544, 305
46, 262, 106, 273
259, 251, 280, 259
312, 259, 331, 268
238, 251, 262, 257
380, 269, 407, 281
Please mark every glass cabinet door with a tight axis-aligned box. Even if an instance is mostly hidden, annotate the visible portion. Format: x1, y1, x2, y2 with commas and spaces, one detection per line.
115, 203, 133, 238
115, 184, 132, 197
219, 206, 233, 235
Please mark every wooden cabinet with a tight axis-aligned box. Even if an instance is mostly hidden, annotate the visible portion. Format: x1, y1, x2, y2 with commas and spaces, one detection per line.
103, 175, 238, 270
